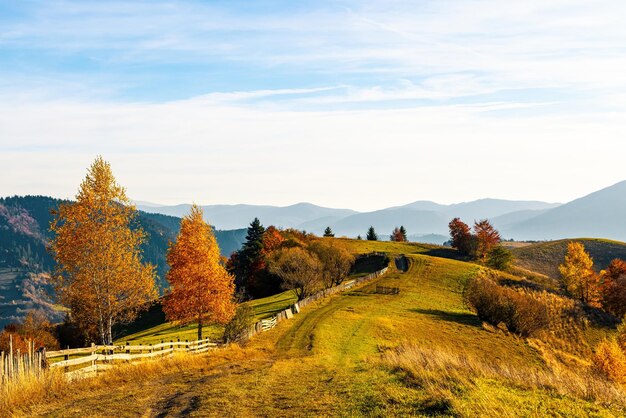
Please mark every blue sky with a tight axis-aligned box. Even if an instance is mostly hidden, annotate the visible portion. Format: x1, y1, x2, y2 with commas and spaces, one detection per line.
1, 0, 626, 210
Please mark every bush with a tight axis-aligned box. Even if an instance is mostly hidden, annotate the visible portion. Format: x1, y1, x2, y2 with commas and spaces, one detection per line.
464, 274, 549, 337
593, 338, 626, 384
485, 246, 513, 271
222, 304, 255, 344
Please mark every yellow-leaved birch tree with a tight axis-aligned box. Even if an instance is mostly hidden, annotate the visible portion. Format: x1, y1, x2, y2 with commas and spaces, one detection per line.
50, 157, 157, 345
163, 204, 236, 340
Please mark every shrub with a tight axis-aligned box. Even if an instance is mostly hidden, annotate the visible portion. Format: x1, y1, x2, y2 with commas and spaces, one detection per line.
464, 274, 549, 337
222, 304, 255, 344
593, 338, 626, 384
485, 246, 513, 271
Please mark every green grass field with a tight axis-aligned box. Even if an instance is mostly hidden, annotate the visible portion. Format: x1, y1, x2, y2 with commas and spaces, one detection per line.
31, 240, 624, 417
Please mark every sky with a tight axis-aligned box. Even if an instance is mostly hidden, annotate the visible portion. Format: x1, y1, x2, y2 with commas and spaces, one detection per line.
1, 0, 626, 211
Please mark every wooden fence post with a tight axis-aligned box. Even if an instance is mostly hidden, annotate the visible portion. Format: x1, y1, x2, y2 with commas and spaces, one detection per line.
64, 345, 70, 374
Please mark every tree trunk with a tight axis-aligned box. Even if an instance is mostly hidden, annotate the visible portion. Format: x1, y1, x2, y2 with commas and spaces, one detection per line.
197, 316, 203, 340
106, 316, 113, 346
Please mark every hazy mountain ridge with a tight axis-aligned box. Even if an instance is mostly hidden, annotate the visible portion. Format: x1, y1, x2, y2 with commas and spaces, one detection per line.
138, 197, 562, 241
137, 181, 626, 242
502, 181, 626, 241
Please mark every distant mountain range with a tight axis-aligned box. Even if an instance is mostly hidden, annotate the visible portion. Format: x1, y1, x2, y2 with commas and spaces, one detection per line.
137, 180, 626, 243
136, 198, 561, 243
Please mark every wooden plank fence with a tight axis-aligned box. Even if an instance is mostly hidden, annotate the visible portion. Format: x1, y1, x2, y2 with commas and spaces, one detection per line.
43, 337, 218, 380
1, 336, 45, 384
376, 285, 399, 295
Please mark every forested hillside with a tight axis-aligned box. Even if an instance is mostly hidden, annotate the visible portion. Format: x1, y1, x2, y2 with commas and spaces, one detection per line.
0, 196, 246, 328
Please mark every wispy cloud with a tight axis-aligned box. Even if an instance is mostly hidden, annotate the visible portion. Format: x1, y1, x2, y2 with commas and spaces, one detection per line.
1, 0, 626, 209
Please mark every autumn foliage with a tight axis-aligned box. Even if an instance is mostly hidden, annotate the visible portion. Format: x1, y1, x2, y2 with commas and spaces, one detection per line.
269, 246, 322, 300
390, 226, 407, 242
50, 157, 157, 345
0, 311, 59, 352
308, 240, 355, 288
163, 204, 236, 339
600, 259, 626, 318
474, 219, 501, 260
559, 242, 601, 306
448, 218, 475, 256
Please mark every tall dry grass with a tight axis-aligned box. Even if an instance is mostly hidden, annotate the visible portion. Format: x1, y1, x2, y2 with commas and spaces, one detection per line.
0, 350, 223, 417
383, 344, 626, 413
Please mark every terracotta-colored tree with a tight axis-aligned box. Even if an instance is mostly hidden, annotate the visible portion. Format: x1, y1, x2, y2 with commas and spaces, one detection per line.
390, 227, 406, 242
163, 204, 236, 340
474, 219, 501, 260
261, 226, 286, 256
50, 157, 157, 344
559, 242, 601, 306
600, 259, 626, 317
448, 218, 474, 256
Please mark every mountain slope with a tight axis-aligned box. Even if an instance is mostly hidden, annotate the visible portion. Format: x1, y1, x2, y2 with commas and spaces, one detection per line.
504, 181, 626, 241
0, 196, 246, 328
511, 238, 626, 279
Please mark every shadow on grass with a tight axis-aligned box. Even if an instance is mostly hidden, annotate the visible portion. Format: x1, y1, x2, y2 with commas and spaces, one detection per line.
423, 247, 468, 261
411, 308, 480, 327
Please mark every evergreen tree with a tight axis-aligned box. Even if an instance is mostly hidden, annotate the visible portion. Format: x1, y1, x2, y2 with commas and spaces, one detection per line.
400, 226, 408, 241
323, 227, 335, 237
366, 226, 378, 241
230, 218, 265, 294
356, 235, 362, 240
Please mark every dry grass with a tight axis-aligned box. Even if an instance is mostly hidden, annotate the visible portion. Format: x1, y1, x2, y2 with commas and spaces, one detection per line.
0, 350, 219, 417
383, 343, 626, 414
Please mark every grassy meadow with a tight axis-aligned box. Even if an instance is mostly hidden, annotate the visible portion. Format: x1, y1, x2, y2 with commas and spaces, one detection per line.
13, 240, 624, 417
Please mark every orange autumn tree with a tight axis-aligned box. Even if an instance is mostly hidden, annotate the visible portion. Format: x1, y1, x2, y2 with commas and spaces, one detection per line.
163, 204, 236, 340
50, 157, 157, 345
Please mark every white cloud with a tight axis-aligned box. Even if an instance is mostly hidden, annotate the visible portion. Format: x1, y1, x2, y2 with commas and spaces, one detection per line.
2, 0, 626, 209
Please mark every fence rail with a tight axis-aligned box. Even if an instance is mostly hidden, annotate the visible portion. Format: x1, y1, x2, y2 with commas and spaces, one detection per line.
376, 285, 399, 295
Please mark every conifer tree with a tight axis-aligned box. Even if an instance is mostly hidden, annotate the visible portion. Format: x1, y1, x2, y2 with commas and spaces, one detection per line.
50, 157, 157, 345
230, 218, 265, 293
323, 227, 335, 237
163, 204, 236, 339
366, 226, 378, 241
400, 225, 408, 242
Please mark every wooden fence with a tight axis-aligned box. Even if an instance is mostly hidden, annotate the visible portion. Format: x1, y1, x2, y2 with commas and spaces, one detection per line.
243, 264, 389, 340
1, 337, 45, 384
376, 285, 399, 295
43, 338, 218, 380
